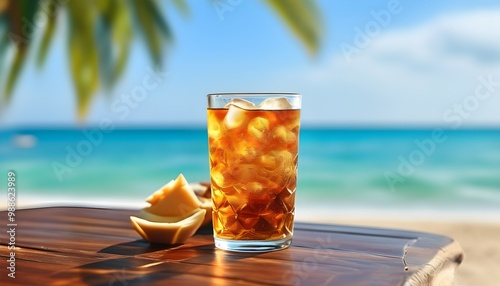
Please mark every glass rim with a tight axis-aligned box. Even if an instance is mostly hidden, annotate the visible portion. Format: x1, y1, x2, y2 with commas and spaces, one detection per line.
207, 92, 301, 109
207, 92, 301, 97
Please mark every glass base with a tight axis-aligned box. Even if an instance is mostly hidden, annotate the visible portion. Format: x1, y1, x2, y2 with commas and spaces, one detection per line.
214, 236, 292, 252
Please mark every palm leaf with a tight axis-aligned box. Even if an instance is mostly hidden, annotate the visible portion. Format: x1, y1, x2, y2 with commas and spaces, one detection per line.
0, 27, 9, 80
3, 0, 41, 100
36, 0, 59, 67
109, 0, 132, 85
66, 0, 99, 119
94, 0, 131, 89
95, 3, 114, 89
172, 0, 190, 17
143, 0, 173, 40
4, 46, 26, 99
1, 0, 323, 118
130, 0, 169, 64
265, 0, 322, 54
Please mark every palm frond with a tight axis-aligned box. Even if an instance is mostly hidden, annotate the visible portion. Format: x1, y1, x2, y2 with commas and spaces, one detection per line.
3, 0, 41, 100
67, 0, 99, 119
265, 0, 322, 54
36, 0, 59, 67
0, 25, 9, 80
143, 0, 173, 40
4, 46, 25, 99
130, 0, 171, 64
0, 0, 323, 118
94, 0, 132, 89
96, 17, 113, 88
172, 0, 190, 17
109, 0, 132, 85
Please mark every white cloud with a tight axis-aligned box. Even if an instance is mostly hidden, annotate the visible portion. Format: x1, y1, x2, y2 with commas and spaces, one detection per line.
296, 10, 500, 127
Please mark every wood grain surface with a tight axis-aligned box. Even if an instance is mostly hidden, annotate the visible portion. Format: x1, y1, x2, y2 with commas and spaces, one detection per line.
0, 207, 463, 285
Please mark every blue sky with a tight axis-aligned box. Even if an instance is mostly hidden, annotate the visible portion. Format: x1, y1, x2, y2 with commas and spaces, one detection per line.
2, 0, 500, 127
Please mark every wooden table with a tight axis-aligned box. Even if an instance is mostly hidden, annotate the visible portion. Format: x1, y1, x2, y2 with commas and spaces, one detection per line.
0, 207, 463, 285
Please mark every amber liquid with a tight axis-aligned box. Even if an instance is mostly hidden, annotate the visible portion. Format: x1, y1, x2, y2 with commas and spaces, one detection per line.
207, 106, 300, 240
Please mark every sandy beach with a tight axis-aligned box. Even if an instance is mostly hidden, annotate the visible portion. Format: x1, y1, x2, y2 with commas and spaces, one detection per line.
301, 217, 500, 286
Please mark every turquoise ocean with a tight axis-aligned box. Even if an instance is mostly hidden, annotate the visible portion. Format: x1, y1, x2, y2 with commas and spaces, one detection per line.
1, 128, 499, 221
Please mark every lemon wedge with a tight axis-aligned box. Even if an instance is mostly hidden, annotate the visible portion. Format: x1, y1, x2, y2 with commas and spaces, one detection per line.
130, 174, 211, 244
143, 174, 201, 219
130, 209, 206, 244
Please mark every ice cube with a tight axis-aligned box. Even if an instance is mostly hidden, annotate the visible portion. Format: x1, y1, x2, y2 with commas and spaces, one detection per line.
231, 164, 258, 183
207, 119, 222, 139
247, 117, 270, 140
272, 125, 297, 144
224, 105, 249, 129
234, 144, 258, 161
257, 97, 293, 110
224, 98, 256, 110
259, 154, 277, 170
211, 163, 232, 188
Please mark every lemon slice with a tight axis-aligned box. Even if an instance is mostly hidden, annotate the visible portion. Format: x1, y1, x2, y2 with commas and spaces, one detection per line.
143, 174, 201, 219
130, 209, 206, 244
130, 174, 212, 244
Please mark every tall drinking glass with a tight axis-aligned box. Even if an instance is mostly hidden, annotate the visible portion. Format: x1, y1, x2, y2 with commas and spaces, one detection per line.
207, 93, 301, 252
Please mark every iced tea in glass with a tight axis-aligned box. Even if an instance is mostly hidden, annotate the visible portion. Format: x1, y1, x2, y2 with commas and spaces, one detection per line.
207, 93, 301, 252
